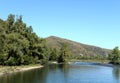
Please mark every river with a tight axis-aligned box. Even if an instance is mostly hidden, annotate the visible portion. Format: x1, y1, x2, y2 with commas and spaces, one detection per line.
0, 62, 120, 83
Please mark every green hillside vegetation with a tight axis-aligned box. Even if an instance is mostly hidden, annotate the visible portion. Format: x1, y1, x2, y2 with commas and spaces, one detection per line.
46, 36, 111, 60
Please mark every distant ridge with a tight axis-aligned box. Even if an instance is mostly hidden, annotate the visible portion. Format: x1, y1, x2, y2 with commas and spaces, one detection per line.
46, 36, 111, 56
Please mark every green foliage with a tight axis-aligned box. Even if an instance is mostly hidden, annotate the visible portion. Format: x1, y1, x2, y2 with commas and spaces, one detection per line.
6, 14, 15, 31
2, 14, 111, 66
49, 48, 59, 61
46, 36, 110, 57
0, 14, 49, 66
40, 59, 49, 65
5, 57, 16, 66
58, 43, 71, 63
22, 56, 34, 65
109, 47, 120, 64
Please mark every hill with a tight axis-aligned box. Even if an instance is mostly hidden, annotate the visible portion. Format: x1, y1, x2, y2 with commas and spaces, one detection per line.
46, 36, 111, 57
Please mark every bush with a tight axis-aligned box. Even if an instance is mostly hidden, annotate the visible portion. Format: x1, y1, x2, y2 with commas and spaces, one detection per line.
5, 57, 16, 66
23, 56, 34, 65
40, 59, 48, 65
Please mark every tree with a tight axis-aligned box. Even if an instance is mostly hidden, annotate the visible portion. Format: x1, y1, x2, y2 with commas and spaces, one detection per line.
49, 48, 59, 61
109, 46, 120, 64
0, 14, 50, 66
6, 14, 15, 28
58, 43, 71, 63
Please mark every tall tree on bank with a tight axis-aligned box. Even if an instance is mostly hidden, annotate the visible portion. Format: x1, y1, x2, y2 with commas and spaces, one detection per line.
58, 43, 71, 63
0, 14, 48, 66
49, 48, 59, 61
109, 46, 120, 64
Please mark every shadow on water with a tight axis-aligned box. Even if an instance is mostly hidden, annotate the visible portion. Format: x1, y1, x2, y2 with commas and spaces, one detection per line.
0, 67, 49, 83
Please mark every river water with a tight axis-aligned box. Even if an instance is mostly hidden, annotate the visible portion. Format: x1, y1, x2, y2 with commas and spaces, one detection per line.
0, 62, 120, 83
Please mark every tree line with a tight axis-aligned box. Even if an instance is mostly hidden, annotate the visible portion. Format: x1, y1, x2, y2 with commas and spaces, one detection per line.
0, 14, 71, 66
0, 14, 119, 66
76, 46, 120, 65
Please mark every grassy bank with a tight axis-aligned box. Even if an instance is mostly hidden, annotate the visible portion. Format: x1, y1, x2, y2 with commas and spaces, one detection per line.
0, 64, 43, 76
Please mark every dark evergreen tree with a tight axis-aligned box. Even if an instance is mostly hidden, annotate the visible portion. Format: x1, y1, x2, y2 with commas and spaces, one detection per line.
49, 48, 59, 61
58, 43, 71, 63
109, 46, 120, 64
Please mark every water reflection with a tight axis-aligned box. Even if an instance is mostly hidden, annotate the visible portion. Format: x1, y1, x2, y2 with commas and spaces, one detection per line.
45, 64, 70, 83
59, 64, 70, 83
1, 63, 120, 83
58, 64, 69, 77
113, 66, 120, 82
0, 67, 48, 83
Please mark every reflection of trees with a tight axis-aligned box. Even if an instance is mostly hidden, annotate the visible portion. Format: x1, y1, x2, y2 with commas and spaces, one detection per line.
58, 64, 70, 82
48, 64, 70, 78
0, 67, 49, 83
112, 66, 120, 82
0, 64, 70, 83
48, 64, 59, 71
37, 67, 48, 83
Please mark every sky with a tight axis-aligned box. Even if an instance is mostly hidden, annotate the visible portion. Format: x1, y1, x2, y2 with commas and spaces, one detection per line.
1, 0, 120, 49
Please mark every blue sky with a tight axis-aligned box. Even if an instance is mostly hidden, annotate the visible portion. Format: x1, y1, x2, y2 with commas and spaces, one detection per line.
1, 0, 120, 49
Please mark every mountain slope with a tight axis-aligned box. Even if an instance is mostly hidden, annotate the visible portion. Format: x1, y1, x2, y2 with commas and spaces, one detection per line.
46, 36, 111, 56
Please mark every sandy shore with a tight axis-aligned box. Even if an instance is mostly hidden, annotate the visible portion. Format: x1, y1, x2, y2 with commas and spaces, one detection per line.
0, 65, 43, 76
20, 66, 42, 71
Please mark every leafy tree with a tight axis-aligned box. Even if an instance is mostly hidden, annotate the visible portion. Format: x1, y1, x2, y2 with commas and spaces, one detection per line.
49, 48, 59, 61
5, 57, 16, 66
109, 46, 120, 64
58, 43, 71, 63
0, 14, 50, 66
6, 14, 15, 30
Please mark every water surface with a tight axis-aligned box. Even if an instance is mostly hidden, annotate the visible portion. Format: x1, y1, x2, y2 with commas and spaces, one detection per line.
0, 62, 120, 83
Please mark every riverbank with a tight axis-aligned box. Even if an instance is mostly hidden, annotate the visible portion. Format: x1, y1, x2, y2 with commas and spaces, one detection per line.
49, 60, 110, 64
70, 60, 115, 67
71, 59, 110, 63
0, 64, 43, 76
